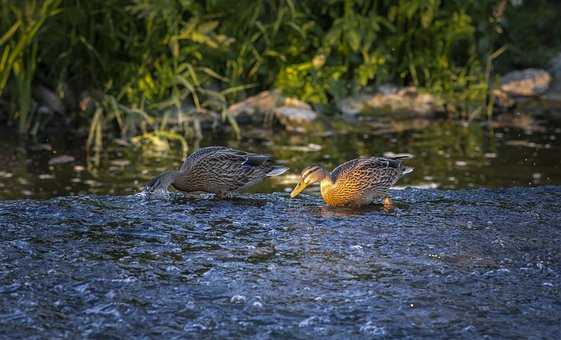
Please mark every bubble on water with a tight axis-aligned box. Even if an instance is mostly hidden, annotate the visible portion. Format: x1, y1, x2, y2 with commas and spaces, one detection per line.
184, 323, 207, 332
360, 321, 386, 336
166, 265, 180, 273
252, 301, 263, 309
492, 238, 505, 247
350, 245, 363, 251
74, 283, 89, 294
105, 290, 116, 299
462, 325, 476, 333
230, 295, 246, 304
299, 316, 318, 328
536, 262, 545, 270
485, 268, 510, 277
543, 282, 553, 287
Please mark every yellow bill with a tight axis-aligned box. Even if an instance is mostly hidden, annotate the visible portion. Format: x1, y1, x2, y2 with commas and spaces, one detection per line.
290, 180, 309, 198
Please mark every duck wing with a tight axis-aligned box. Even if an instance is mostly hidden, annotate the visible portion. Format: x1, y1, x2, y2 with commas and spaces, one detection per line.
331, 157, 410, 192
180, 147, 277, 192
179, 146, 229, 172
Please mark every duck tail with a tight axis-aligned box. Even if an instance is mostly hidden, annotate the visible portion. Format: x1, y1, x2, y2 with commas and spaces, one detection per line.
402, 167, 414, 175
387, 153, 413, 160
266, 166, 289, 176
243, 155, 272, 166
143, 170, 180, 196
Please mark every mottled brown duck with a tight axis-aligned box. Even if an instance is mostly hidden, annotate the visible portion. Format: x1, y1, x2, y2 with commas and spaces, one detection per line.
290, 155, 413, 208
144, 146, 288, 198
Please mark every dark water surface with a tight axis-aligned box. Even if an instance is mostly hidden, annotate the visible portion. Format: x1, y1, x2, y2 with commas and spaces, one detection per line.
1, 187, 561, 338
1, 116, 561, 199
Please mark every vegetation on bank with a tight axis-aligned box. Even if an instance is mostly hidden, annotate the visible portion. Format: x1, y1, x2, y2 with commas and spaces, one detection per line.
0, 0, 560, 148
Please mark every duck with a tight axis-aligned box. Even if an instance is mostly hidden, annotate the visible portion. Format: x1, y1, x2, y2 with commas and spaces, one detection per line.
144, 146, 288, 198
289, 154, 413, 208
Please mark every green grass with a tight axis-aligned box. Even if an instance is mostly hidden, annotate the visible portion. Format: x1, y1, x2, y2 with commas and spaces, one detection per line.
0, 0, 559, 149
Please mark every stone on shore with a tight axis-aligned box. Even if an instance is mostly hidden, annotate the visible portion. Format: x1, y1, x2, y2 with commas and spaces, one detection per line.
500, 68, 551, 97
226, 90, 318, 130
273, 106, 318, 132
338, 85, 443, 116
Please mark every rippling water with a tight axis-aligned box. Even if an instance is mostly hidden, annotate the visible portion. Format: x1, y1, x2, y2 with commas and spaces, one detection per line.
1, 117, 561, 199
1, 187, 560, 338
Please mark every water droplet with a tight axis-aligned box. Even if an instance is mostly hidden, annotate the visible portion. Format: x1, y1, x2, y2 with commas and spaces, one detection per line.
360, 321, 386, 336
230, 295, 246, 304
299, 316, 318, 328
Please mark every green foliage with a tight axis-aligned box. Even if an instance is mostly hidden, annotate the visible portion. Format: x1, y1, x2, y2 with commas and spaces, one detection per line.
0, 0, 558, 146
0, 0, 62, 133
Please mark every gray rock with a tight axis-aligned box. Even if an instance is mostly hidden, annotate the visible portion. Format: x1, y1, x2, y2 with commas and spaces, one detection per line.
273, 106, 318, 132
226, 90, 283, 119
500, 68, 551, 97
226, 91, 318, 131
338, 85, 443, 116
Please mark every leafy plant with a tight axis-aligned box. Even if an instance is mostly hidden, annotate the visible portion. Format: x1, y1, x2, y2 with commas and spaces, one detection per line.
0, 0, 558, 148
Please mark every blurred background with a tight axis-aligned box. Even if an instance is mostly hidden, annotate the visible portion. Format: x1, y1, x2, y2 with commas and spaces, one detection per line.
1, 0, 560, 199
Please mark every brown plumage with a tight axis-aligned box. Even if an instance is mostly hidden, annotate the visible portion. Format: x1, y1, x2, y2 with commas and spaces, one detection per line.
290, 155, 414, 207
144, 146, 288, 197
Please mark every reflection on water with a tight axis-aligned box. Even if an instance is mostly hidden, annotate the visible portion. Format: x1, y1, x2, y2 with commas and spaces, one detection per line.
1, 115, 560, 199
0, 187, 560, 337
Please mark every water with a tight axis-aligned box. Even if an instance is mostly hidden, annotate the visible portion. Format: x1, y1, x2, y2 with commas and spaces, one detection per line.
1, 187, 560, 338
1, 115, 561, 337
1, 115, 561, 199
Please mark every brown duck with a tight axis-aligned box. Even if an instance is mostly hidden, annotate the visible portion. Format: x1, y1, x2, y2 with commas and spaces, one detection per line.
144, 146, 288, 198
290, 155, 413, 208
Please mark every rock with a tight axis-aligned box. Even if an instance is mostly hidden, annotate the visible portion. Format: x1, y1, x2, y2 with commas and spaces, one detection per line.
273, 106, 318, 132
226, 90, 318, 131
338, 85, 443, 116
282, 97, 311, 110
48, 155, 75, 165
338, 97, 366, 115
226, 90, 283, 120
492, 89, 515, 109
500, 68, 551, 97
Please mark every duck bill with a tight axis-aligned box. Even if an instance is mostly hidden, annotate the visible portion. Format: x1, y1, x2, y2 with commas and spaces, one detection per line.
290, 181, 308, 198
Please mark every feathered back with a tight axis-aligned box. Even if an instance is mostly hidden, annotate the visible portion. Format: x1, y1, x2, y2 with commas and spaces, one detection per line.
168, 146, 288, 193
